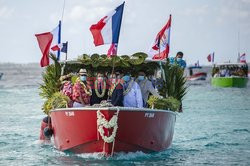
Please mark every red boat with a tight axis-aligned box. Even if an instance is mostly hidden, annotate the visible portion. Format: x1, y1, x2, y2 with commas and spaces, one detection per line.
50, 107, 176, 156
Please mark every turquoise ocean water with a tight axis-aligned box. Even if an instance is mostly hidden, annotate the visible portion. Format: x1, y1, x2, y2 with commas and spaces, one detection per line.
0, 64, 250, 165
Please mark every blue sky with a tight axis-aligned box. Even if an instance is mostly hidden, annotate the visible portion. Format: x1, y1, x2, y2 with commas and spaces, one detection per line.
0, 0, 249, 65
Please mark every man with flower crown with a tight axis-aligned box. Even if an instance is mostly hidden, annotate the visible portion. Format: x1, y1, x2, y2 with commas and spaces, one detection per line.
72, 69, 92, 107
90, 72, 109, 105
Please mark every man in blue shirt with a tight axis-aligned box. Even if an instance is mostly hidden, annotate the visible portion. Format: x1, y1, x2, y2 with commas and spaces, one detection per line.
122, 72, 143, 108
169, 51, 187, 69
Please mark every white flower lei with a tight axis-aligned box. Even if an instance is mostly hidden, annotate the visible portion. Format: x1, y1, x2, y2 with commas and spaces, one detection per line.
97, 109, 119, 143
94, 80, 106, 98
123, 80, 134, 96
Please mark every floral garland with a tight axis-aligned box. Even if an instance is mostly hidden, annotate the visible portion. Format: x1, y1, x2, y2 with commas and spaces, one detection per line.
123, 80, 134, 96
137, 78, 147, 90
77, 78, 92, 96
94, 80, 107, 98
97, 109, 119, 143
108, 83, 118, 97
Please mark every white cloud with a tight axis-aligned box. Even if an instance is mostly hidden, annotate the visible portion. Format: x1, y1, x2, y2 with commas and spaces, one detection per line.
0, 6, 14, 19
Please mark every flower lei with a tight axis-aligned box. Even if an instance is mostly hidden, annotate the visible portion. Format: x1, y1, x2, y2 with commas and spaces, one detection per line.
108, 83, 118, 97
97, 109, 119, 143
123, 80, 134, 96
137, 78, 147, 90
94, 80, 107, 98
77, 78, 92, 96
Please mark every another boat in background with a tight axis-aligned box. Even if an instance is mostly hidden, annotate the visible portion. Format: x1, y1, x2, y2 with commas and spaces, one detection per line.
211, 63, 248, 88
186, 61, 207, 81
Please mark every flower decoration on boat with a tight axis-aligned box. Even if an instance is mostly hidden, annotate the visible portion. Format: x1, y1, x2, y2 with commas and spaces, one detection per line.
97, 109, 119, 143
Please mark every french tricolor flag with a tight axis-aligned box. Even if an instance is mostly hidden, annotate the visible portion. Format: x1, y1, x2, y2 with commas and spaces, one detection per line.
90, 2, 125, 47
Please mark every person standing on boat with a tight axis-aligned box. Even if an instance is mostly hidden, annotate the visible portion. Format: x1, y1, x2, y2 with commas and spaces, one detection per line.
136, 70, 161, 107
122, 72, 143, 108
72, 69, 92, 107
108, 72, 124, 106
60, 73, 73, 107
90, 72, 109, 105
169, 51, 187, 69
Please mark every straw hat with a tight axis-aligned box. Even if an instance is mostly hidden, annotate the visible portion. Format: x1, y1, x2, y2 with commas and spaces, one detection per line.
60, 73, 73, 82
79, 68, 87, 75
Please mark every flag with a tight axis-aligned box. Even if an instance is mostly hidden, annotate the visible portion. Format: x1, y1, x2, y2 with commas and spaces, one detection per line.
148, 15, 172, 60
35, 21, 62, 67
90, 2, 125, 47
35, 32, 53, 67
207, 52, 214, 62
107, 43, 117, 57
240, 53, 246, 63
61, 42, 68, 53
50, 21, 61, 60
51, 42, 68, 53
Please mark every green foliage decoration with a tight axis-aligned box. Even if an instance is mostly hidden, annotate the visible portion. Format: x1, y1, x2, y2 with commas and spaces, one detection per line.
43, 92, 70, 115
159, 60, 187, 103
39, 54, 61, 99
147, 96, 181, 112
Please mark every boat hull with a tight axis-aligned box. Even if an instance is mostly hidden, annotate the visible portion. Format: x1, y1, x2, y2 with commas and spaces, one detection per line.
187, 72, 207, 81
211, 77, 248, 88
50, 107, 176, 155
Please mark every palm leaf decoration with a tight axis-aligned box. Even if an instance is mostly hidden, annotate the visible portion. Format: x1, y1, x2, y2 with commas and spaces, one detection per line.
39, 54, 62, 99
43, 92, 70, 115
159, 60, 187, 104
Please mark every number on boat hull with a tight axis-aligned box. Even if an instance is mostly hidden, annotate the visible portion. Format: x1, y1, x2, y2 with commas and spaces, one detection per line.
144, 113, 155, 118
65, 111, 75, 117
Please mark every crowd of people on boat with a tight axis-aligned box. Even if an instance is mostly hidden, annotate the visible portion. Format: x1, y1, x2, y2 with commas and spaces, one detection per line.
59, 52, 186, 108
60, 68, 161, 108
213, 64, 248, 78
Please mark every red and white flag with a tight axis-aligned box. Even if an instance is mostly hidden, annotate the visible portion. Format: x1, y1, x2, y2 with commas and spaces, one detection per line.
240, 53, 246, 63
207, 52, 214, 63
35, 21, 61, 67
35, 32, 53, 67
148, 15, 171, 60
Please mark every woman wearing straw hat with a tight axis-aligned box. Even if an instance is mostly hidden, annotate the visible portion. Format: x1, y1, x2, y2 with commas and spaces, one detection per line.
72, 69, 92, 107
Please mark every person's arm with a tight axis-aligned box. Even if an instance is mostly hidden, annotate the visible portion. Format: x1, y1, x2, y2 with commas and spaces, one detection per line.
147, 81, 161, 98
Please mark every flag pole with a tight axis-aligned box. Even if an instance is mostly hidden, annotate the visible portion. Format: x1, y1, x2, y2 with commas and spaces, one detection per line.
158, 40, 166, 82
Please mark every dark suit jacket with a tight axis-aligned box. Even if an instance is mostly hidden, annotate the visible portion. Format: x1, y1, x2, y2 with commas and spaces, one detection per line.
90, 82, 109, 105
111, 83, 123, 106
